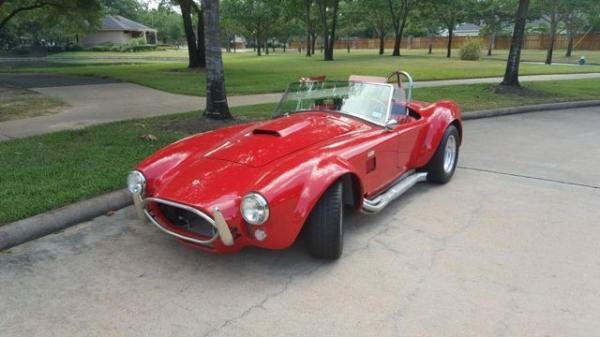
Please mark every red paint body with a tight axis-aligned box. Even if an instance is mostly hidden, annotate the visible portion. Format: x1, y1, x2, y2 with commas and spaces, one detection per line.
136, 100, 461, 253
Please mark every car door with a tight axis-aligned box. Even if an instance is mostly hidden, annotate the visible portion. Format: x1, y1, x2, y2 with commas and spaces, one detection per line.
395, 119, 428, 171
359, 130, 403, 197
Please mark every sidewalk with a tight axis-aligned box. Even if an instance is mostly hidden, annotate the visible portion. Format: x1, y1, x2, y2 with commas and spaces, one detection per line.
1, 72, 599, 140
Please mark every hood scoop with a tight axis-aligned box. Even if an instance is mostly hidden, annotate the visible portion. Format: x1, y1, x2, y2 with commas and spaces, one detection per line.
252, 120, 311, 138
252, 129, 281, 137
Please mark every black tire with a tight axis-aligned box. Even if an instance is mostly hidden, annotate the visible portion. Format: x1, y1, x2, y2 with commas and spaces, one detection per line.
425, 125, 460, 184
305, 181, 344, 259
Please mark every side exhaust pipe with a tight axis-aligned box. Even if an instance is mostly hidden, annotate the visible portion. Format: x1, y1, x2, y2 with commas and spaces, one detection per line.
362, 171, 428, 213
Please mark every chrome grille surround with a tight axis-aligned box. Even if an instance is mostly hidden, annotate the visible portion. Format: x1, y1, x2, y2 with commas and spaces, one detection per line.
143, 197, 218, 246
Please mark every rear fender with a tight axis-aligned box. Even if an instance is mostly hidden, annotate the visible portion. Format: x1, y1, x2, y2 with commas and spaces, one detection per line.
412, 100, 462, 168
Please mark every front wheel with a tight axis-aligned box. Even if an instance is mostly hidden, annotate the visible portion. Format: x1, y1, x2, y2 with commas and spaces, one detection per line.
305, 181, 343, 259
426, 125, 460, 184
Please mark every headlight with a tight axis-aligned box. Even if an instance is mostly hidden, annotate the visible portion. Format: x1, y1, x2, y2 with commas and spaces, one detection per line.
127, 170, 146, 195
240, 192, 269, 225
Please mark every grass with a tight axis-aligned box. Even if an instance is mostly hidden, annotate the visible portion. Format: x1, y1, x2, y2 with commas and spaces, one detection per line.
0, 86, 68, 122
1, 78, 598, 225
2, 49, 599, 96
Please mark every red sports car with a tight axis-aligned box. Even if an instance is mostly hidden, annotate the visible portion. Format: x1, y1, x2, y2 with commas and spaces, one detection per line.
128, 71, 462, 259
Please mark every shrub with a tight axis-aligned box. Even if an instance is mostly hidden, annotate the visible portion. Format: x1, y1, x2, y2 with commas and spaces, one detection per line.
460, 39, 482, 61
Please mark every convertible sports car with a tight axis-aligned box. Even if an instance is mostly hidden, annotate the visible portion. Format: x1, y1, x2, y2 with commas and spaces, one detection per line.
128, 71, 462, 259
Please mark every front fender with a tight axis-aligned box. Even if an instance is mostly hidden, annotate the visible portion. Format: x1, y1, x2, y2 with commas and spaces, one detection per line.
254, 155, 362, 250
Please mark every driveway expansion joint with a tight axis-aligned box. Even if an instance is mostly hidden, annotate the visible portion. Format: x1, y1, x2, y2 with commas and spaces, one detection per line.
458, 166, 599, 190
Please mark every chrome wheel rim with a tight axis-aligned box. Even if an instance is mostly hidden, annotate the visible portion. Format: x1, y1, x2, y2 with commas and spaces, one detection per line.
443, 135, 457, 173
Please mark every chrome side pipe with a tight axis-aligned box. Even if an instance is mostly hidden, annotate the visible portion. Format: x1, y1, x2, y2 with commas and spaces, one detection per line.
362, 171, 428, 213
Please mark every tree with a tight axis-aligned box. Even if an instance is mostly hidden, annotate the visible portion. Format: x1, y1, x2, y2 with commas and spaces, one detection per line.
176, 0, 205, 68
221, 0, 281, 57
316, 0, 340, 61
387, 0, 413, 56
477, 0, 515, 56
560, 0, 597, 57
412, 0, 441, 54
99, 0, 140, 19
0, 0, 101, 31
202, 0, 231, 119
137, 2, 185, 45
431, 0, 471, 58
501, 0, 531, 87
361, 0, 389, 55
535, 0, 562, 65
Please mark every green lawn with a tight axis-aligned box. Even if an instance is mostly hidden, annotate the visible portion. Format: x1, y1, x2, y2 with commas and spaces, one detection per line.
2, 49, 600, 96
1, 78, 598, 225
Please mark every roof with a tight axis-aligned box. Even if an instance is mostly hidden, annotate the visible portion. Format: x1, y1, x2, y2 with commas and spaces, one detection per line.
455, 23, 481, 32
100, 15, 156, 32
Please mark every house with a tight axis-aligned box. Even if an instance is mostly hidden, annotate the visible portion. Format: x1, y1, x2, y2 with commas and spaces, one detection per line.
82, 15, 157, 46
440, 23, 481, 37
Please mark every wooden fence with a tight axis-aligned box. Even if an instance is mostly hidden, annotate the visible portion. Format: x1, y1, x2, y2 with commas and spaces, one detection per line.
289, 33, 600, 51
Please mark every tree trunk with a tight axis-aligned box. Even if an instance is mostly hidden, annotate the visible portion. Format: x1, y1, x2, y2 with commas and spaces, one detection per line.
304, 0, 312, 56
487, 32, 496, 56
195, 7, 206, 67
265, 38, 269, 55
202, 0, 231, 119
346, 35, 350, 53
311, 32, 316, 54
256, 35, 262, 56
392, 31, 401, 56
545, 6, 557, 65
446, 27, 453, 58
379, 33, 385, 55
565, 32, 573, 57
319, 0, 339, 61
180, 0, 200, 68
388, 0, 409, 57
428, 33, 433, 54
501, 0, 530, 87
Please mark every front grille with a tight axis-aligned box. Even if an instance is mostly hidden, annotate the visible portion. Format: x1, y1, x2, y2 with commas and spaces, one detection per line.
158, 204, 216, 238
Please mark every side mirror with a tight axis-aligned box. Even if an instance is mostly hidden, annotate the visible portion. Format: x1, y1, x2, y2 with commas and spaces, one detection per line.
385, 119, 398, 131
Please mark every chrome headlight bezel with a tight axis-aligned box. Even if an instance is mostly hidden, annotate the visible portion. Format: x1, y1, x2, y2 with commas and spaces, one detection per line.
240, 192, 270, 225
127, 170, 146, 195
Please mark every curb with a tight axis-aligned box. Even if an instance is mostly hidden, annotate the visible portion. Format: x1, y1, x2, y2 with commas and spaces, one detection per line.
463, 100, 600, 120
0, 189, 131, 251
2, 100, 600, 251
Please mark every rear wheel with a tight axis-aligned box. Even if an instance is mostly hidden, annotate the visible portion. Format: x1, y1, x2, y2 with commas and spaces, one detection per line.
305, 181, 343, 259
426, 125, 459, 184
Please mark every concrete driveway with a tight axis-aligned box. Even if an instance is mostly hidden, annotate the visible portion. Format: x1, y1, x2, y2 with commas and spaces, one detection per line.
0, 74, 280, 140
1, 107, 599, 337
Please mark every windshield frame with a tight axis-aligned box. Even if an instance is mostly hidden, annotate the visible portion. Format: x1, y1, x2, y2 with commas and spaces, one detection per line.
273, 80, 396, 127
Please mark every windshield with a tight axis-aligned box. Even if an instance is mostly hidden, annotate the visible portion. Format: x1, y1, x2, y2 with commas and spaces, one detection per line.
273, 81, 394, 125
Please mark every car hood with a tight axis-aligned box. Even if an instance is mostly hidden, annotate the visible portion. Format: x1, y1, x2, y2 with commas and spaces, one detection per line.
204, 113, 355, 167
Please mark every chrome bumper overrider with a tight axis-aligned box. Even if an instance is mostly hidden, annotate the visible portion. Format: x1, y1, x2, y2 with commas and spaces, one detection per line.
362, 171, 428, 214
133, 194, 234, 246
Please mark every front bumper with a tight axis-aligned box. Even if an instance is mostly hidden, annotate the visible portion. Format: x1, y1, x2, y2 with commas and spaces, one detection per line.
133, 194, 234, 248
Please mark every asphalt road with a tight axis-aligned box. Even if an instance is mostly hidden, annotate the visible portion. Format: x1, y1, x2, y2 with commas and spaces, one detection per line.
1, 107, 599, 337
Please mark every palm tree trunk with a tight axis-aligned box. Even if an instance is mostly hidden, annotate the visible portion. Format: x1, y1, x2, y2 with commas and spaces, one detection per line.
501, 0, 530, 87
202, 0, 231, 119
